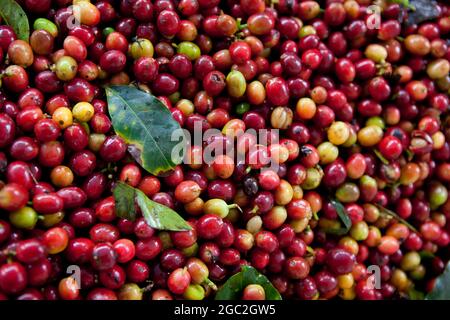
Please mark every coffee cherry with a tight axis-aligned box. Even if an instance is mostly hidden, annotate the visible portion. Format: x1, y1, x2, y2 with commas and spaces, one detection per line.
9, 206, 38, 229
58, 277, 80, 300
0, 262, 28, 294
242, 284, 266, 300
0, 183, 29, 212
167, 267, 191, 294
197, 214, 223, 239
42, 227, 69, 254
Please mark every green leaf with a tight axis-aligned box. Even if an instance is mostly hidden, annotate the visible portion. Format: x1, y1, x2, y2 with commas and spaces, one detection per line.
406, 0, 440, 25
112, 181, 191, 231
215, 266, 282, 300
374, 204, 418, 232
112, 181, 137, 221
135, 188, 191, 231
426, 262, 450, 300
106, 85, 186, 176
325, 199, 352, 236
0, 0, 30, 41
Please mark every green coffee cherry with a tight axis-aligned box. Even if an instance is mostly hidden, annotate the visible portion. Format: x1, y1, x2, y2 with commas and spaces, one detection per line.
181, 243, 199, 257
203, 199, 240, 218
301, 167, 323, 190
118, 283, 143, 300
235, 102, 250, 115
159, 231, 173, 249
299, 25, 316, 38
317, 142, 339, 164
366, 116, 385, 129
177, 42, 201, 60
409, 265, 426, 281
103, 27, 115, 37
429, 182, 448, 210
400, 252, 421, 272
130, 38, 154, 59
55, 56, 78, 81
183, 284, 205, 300
9, 206, 38, 229
79, 122, 91, 134
89, 133, 106, 152
168, 91, 181, 104
226, 70, 246, 98
34, 18, 58, 37
40, 211, 65, 228
350, 221, 369, 241
336, 182, 360, 203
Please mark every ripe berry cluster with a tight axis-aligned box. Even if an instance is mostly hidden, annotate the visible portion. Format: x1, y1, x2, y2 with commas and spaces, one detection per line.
0, 0, 449, 300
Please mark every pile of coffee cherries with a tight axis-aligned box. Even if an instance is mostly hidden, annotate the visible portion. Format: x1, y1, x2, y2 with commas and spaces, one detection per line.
0, 0, 449, 300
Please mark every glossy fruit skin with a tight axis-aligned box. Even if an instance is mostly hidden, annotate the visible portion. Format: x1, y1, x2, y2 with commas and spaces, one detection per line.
32, 193, 64, 214
0, 114, 16, 148
0, 0, 448, 302
3, 65, 29, 93
0, 262, 28, 294
58, 277, 79, 300
326, 249, 356, 275
266, 77, 289, 106
242, 284, 266, 300
99, 136, 127, 162
197, 214, 224, 239
135, 237, 162, 261
90, 243, 117, 271
16, 239, 47, 264
167, 268, 191, 294
0, 183, 29, 212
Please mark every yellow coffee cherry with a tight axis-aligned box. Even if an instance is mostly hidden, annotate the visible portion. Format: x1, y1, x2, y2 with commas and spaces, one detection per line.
328, 121, 350, 145
292, 185, 303, 200
72, 102, 95, 122
400, 251, 421, 272
391, 269, 410, 291
340, 287, 356, 300
338, 273, 354, 289
432, 131, 445, 149
52, 107, 73, 129
357, 125, 383, 147
365, 44, 387, 63
290, 217, 309, 233
350, 221, 369, 241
